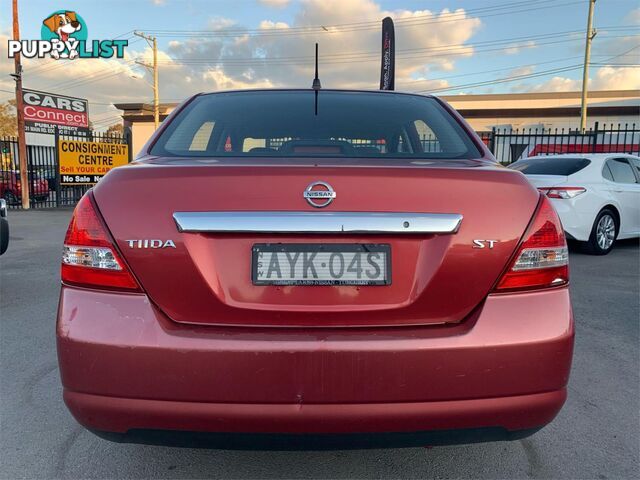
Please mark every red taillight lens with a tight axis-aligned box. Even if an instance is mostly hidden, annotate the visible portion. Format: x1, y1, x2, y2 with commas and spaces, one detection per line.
61, 193, 140, 291
537, 187, 586, 199
493, 195, 569, 292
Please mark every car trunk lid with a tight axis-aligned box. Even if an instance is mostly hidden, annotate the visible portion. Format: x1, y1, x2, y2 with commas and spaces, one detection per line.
93, 159, 539, 327
523, 174, 569, 189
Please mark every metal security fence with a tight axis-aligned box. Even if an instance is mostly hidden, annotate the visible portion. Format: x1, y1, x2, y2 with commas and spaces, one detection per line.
2, 123, 638, 210
0, 137, 57, 209
0, 130, 130, 209
482, 123, 640, 165
264, 125, 640, 160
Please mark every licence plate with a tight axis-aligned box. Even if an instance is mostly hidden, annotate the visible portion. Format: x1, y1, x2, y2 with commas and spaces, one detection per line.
252, 244, 391, 286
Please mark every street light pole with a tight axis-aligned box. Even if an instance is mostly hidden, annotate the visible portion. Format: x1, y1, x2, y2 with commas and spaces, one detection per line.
12, 0, 29, 209
580, 0, 597, 132
153, 36, 159, 129
134, 31, 159, 130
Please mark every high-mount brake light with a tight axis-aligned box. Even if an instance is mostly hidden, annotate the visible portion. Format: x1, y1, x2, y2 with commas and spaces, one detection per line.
61, 193, 140, 291
494, 195, 569, 292
537, 187, 586, 199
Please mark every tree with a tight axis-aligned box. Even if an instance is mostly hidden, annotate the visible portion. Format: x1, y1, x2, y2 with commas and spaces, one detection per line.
0, 100, 17, 137
105, 123, 124, 137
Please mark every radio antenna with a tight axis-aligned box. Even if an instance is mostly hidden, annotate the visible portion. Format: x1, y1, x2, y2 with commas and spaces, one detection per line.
312, 43, 321, 115
312, 43, 321, 90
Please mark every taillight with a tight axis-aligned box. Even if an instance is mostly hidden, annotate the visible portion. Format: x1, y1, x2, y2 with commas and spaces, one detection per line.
493, 195, 569, 292
538, 187, 586, 199
61, 192, 140, 291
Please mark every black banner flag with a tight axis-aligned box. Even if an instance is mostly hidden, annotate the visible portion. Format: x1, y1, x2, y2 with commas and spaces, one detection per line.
380, 17, 395, 90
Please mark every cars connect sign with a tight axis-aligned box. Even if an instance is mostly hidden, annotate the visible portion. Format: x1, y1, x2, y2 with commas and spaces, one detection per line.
23, 89, 91, 137
58, 139, 129, 185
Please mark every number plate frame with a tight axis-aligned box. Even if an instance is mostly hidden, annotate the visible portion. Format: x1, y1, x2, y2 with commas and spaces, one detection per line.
251, 243, 391, 286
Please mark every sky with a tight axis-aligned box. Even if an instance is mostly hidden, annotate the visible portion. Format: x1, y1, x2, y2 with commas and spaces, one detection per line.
0, 0, 638, 129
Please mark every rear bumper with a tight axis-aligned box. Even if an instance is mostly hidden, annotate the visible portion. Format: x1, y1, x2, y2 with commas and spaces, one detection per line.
57, 286, 574, 444
88, 425, 542, 451
68, 390, 559, 449
548, 197, 595, 242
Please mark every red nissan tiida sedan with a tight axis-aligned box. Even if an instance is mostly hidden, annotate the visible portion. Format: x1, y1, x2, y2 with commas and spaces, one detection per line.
57, 89, 574, 450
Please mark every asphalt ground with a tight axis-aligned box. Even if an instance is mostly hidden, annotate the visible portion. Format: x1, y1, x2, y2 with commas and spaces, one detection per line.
1, 208, 638, 479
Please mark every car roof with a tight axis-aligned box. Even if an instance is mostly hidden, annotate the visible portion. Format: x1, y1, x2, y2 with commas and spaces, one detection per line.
197, 88, 435, 99
519, 153, 640, 164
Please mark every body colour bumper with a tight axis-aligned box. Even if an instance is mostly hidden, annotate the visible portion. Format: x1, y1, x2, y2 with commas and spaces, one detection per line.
57, 286, 574, 449
549, 197, 595, 242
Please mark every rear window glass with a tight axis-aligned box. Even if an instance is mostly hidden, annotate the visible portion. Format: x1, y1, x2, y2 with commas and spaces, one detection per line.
606, 158, 637, 184
602, 163, 614, 181
508, 157, 591, 175
150, 91, 481, 159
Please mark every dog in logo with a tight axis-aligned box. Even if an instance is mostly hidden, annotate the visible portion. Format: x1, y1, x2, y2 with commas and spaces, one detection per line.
42, 11, 82, 59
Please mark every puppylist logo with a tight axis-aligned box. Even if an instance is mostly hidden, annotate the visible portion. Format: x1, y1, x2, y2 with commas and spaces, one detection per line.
7, 10, 127, 60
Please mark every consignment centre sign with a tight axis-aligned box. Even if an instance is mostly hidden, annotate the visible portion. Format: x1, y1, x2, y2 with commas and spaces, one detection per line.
59, 140, 129, 185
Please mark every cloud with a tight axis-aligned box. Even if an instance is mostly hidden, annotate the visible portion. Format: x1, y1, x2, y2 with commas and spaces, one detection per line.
258, 0, 291, 8
1, 0, 486, 119
203, 67, 274, 89
509, 66, 535, 77
626, 8, 640, 24
529, 76, 582, 92
151, 0, 166, 5
208, 16, 237, 30
511, 65, 640, 93
592, 66, 640, 90
259, 20, 290, 30
173, 0, 482, 90
402, 78, 450, 92
114, 0, 482, 97
504, 40, 536, 55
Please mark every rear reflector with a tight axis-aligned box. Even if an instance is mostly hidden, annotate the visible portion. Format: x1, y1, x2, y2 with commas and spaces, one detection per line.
61, 193, 140, 291
494, 195, 569, 292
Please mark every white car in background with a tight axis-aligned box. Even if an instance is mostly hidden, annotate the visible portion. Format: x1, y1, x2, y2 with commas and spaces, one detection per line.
509, 154, 640, 255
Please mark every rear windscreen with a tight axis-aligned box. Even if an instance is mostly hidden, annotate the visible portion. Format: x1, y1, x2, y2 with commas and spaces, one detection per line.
150, 91, 481, 159
509, 157, 591, 175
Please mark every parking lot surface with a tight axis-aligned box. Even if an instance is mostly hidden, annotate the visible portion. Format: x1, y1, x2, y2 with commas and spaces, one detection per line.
1, 209, 638, 479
